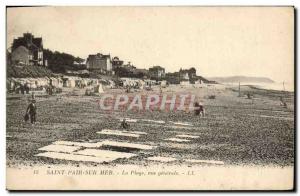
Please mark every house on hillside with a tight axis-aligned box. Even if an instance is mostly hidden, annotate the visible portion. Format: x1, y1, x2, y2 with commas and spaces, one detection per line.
112, 56, 124, 68
73, 58, 87, 71
133, 68, 149, 78
179, 69, 190, 81
86, 53, 112, 74
165, 72, 180, 84
179, 68, 199, 83
123, 62, 136, 71
149, 66, 165, 80
113, 62, 138, 77
111, 57, 124, 75
73, 58, 86, 66
11, 33, 44, 66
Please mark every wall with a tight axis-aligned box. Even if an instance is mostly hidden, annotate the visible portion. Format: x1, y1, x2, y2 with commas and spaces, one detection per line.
87, 57, 111, 71
11, 46, 30, 65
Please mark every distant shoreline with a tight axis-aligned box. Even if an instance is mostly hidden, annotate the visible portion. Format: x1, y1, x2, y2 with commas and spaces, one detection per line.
222, 82, 294, 93
246, 85, 294, 93
245, 84, 294, 93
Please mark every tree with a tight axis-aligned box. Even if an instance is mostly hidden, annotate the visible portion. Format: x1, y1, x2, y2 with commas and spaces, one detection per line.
43, 48, 84, 73
189, 67, 196, 75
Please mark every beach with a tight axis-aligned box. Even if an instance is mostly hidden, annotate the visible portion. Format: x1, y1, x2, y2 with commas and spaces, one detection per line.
6, 84, 294, 167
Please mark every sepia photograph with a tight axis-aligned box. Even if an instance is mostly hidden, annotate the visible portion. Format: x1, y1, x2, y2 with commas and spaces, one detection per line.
5, 6, 295, 190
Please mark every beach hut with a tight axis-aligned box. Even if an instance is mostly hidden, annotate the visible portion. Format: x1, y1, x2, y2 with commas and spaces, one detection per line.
94, 84, 104, 93
91, 79, 99, 86
26, 78, 36, 89
108, 80, 116, 88
6, 78, 16, 92
62, 77, 76, 88
139, 80, 146, 89
55, 77, 63, 88
69, 78, 76, 88
80, 79, 88, 88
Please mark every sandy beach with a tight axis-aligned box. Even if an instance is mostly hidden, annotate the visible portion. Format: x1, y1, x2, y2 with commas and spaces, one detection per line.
6, 84, 294, 168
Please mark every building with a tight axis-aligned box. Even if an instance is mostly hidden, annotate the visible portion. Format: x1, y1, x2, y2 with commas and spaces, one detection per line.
165, 72, 180, 84
179, 69, 190, 81
112, 56, 124, 68
11, 33, 44, 66
132, 68, 149, 78
11, 46, 29, 65
188, 67, 197, 79
149, 66, 165, 79
86, 53, 112, 74
73, 58, 86, 70
123, 62, 136, 70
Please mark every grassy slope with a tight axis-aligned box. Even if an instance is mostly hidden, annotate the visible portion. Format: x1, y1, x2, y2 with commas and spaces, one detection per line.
7, 65, 55, 78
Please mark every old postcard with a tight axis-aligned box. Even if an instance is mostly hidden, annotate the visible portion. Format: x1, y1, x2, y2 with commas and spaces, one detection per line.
6, 6, 294, 190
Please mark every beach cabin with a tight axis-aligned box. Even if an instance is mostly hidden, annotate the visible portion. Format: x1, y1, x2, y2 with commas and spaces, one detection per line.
69, 79, 76, 88
139, 80, 146, 89
144, 79, 156, 87
7, 78, 17, 92
62, 77, 76, 88
49, 77, 57, 88
94, 84, 104, 94
108, 80, 115, 88
51, 77, 63, 88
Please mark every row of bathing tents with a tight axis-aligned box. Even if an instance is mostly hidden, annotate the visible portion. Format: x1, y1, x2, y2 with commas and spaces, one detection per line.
6, 76, 115, 93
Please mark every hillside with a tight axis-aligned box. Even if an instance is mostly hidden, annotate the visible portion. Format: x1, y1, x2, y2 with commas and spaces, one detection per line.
7, 65, 55, 78
207, 76, 274, 83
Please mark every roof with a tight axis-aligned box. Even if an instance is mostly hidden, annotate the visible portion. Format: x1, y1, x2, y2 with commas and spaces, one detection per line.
179, 69, 190, 74
32, 38, 42, 48
149, 66, 165, 71
12, 33, 43, 51
87, 53, 111, 61
133, 68, 149, 74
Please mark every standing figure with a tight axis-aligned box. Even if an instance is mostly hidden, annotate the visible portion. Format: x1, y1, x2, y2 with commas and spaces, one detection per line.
24, 83, 30, 94
26, 99, 37, 124
20, 84, 25, 94
31, 92, 35, 100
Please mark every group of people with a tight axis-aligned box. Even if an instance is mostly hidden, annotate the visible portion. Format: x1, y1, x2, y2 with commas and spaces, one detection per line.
18, 83, 30, 94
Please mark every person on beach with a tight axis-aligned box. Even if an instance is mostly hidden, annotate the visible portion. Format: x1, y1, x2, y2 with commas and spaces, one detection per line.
280, 96, 287, 108
194, 101, 205, 117
121, 118, 130, 129
26, 99, 37, 124
31, 92, 35, 100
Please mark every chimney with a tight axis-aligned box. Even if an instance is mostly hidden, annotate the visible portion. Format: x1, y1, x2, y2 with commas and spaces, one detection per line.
23, 33, 33, 44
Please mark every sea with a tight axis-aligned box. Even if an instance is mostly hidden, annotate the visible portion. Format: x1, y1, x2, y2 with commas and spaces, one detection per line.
224, 82, 294, 92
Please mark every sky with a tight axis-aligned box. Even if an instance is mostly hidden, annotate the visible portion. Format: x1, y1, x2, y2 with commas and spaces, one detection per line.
7, 6, 294, 83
